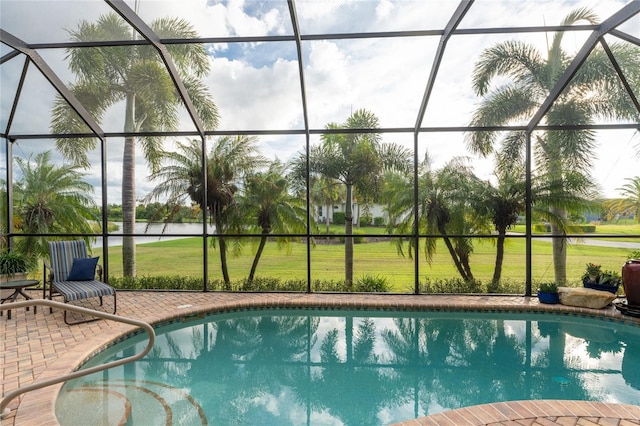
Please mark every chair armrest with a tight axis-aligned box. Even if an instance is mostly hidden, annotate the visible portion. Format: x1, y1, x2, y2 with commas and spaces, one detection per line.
43, 259, 55, 282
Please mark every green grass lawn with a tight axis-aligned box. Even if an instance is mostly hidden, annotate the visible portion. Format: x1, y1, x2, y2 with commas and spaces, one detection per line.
105, 234, 636, 292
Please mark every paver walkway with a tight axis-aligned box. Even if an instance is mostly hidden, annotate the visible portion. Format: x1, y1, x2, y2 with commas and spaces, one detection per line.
2, 290, 640, 425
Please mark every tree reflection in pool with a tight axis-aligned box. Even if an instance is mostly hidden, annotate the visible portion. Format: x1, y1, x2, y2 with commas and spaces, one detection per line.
57, 309, 640, 425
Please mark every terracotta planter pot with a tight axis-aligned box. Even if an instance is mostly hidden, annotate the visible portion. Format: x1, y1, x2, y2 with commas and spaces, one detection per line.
623, 259, 640, 306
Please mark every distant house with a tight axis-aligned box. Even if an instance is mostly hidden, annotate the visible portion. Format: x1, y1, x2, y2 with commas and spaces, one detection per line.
315, 202, 387, 226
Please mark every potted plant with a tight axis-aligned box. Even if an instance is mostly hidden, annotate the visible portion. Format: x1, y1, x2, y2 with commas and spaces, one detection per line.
584, 263, 602, 282
0, 251, 33, 282
537, 282, 559, 304
582, 262, 621, 294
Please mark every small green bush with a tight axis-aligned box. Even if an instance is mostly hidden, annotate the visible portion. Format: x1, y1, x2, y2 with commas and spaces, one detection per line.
109, 275, 205, 290
359, 215, 372, 226
332, 212, 345, 225
373, 217, 385, 226
486, 279, 525, 294
354, 274, 390, 292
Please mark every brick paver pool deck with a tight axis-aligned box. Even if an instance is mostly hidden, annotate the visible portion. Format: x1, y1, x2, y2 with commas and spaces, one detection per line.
2, 290, 640, 425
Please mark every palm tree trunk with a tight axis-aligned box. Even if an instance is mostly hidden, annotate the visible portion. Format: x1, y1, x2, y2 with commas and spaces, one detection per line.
122, 95, 136, 277
215, 215, 231, 288
345, 183, 354, 289
325, 203, 331, 234
550, 217, 567, 284
248, 234, 268, 283
460, 252, 474, 281
492, 230, 506, 284
438, 224, 469, 281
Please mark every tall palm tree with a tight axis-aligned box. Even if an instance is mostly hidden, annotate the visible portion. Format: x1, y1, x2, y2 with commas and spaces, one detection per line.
311, 110, 381, 289
13, 151, 98, 259
146, 136, 265, 287
311, 109, 411, 288
240, 160, 309, 283
466, 7, 639, 283
607, 176, 640, 223
51, 12, 219, 277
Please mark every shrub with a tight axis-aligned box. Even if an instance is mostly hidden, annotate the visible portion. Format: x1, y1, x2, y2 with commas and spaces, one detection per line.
418, 277, 483, 293
359, 215, 372, 226
373, 217, 385, 226
354, 274, 390, 292
108, 275, 205, 290
332, 212, 345, 225
486, 279, 525, 294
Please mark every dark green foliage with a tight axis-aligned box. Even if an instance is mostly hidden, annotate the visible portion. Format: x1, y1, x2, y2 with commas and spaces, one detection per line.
538, 282, 558, 293
354, 274, 390, 292
332, 212, 345, 225
108, 275, 396, 293
108, 275, 205, 290
107, 275, 547, 295
0, 252, 34, 276
418, 277, 483, 294
359, 215, 372, 226
373, 217, 385, 226
486, 278, 525, 294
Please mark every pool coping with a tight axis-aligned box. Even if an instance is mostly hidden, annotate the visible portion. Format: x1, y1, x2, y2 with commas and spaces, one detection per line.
7, 291, 640, 425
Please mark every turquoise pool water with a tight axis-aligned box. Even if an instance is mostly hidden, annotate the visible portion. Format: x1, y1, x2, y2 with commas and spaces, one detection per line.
57, 309, 640, 425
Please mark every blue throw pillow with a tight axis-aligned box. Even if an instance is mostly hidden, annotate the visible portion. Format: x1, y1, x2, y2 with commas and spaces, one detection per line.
66, 257, 99, 281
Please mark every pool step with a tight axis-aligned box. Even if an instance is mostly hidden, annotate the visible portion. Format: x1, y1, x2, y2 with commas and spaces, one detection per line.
56, 379, 207, 425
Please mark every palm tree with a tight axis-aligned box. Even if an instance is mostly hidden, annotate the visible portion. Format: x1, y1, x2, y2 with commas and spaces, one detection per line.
385, 154, 490, 283
240, 160, 309, 283
479, 169, 595, 288
51, 12, 219, 277
289, 147, 345, 235
466, 7, 639, 284
607, 176, 640, 223
310, 175, 344, 234
311, 109, 411, 288
146, 136, 265, 287
12, 151, 98, 259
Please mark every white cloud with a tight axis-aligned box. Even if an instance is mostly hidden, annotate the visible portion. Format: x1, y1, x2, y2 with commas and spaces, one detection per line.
376, 0, 394, 20
1, 0, 637, 200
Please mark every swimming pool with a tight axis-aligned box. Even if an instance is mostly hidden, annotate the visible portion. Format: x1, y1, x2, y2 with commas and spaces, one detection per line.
56, 309, 640, 425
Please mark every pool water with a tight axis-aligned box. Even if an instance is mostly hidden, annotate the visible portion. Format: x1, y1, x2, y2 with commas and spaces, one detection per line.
57, 309, 640, 425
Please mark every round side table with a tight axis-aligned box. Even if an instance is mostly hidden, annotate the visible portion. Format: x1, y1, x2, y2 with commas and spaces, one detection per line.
0, 279, 39, 319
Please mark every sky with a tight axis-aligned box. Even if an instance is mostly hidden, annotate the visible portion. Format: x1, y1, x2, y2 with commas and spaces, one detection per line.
0, 0, 639, 202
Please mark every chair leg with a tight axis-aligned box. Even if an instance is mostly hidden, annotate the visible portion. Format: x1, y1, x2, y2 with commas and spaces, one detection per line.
63, 308, 102, 325
62, 294, 117, 325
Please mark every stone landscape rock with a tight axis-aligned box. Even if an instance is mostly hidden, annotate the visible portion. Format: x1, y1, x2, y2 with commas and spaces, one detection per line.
558, 286, 617, 309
